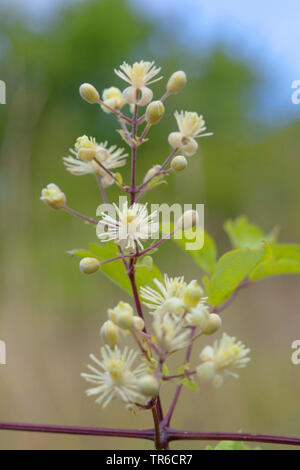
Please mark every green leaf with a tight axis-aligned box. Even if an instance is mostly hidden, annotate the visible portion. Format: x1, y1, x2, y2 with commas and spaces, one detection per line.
161, 363, 170, 376
173, 228, 217, 275
180, 378, 200, 393
206, 441, 260, 450
224, 216, 278, 250
177, 363, 189, 375
250, 244, 300, 280
68, 242, 162, 296
205, 247, 265, 306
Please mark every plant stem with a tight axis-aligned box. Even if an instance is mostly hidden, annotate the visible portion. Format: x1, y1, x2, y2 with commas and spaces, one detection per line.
96, 174, 108, 205
63, 206, 98, 225
167, 429, 300, 447
0, 421, 153, 440
152, 407, 162, 450
164, 327, 195, 427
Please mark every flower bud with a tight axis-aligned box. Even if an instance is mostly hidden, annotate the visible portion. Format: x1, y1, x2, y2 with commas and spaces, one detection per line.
79, 257, 100, 274
40, 183, 66, 210
78, 148, 96, 162
171, 155, 187, 171
183, 280, 203, 308
79, 83, 99, 104
201, 314, 222, 335
138, 375, 159, 397
133, 317, 145, 331
108, 301, 134, 329
100, 320, 120, 347
101, 87, 125, 113
167, 71, 187, 94
116, 311, 134, 330
145, 100, 165, 124
143, 165, 161, 184
176, 210, 199, 231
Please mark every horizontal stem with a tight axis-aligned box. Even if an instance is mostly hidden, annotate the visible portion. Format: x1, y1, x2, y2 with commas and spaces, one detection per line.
0, 421, 154, 440
167, 429, 300, 446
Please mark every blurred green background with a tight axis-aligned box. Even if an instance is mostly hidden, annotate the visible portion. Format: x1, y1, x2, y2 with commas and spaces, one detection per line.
0, 0, 300, 450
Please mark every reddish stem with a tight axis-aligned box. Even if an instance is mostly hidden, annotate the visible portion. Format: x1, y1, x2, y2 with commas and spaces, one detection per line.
0, 421, 153, 440
167, 428, 300, 447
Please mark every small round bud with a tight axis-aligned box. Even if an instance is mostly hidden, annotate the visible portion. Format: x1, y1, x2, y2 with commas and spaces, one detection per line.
108, 301, 134, 324
171, 155, 187, 171
40, 183, 66, 210
145, 100, 165, 124
133, 317, 145, 331
138, 375, 159, 397
116, 311, 134, 330
79, 257, 100, 274
190, 306, 209, 327
167, 71, 187, 94
196, 362, 215, 383
100, 320, 120, 347
79, 83, 99, 104
78, 148, 96, 162
183, 280, 204, 308
201, 314, 222, 335
176, 210, 199, 231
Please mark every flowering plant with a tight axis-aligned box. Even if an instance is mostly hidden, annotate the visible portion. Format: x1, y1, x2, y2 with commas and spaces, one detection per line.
14, 60, 300, 449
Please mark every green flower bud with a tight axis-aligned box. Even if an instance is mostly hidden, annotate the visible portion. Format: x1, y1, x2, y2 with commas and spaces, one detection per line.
79, 257, 100, 274
40, 183, 66, 210
183, 280, 204, 308
79, 83, 100, 104
133, 317, 145, 331
176, 210, 199, 231
145, 100, 165, 124
167, 71, 187, 94
171, 155, 188, 171
100, 320, 120, 347
138, 375, 159, 397
201, 314, 222, 335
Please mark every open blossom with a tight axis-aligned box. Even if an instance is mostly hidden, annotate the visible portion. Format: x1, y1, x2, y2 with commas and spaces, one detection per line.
97, 201, 158, 251
168, 111, 212, 156
153, 314, 190, 354
196, 333, 251, 388
115, 60, 162, 106
140, 274, 187, 314
63, 136, 128, 187
81, 346, 148, 408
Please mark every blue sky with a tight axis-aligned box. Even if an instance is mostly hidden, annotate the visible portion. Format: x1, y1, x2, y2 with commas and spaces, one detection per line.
1, 0, 300, 122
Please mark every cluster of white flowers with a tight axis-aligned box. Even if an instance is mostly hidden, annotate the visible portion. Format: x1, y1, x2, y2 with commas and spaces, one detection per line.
41, 59, 251, 413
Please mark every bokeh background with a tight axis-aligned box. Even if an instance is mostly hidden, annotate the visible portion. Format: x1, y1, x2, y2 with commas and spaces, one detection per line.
0, 0, 300, 450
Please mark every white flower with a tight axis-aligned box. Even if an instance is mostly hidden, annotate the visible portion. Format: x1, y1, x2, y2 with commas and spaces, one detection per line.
97, 201, 158, 251
115, 60, 162, 106
153, 314, 190, 354
169, 111, 212, 156
140, 274, 187, 314
63, 136, 128, 187
196, 333, 251, 388
81, 346, 147, 408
